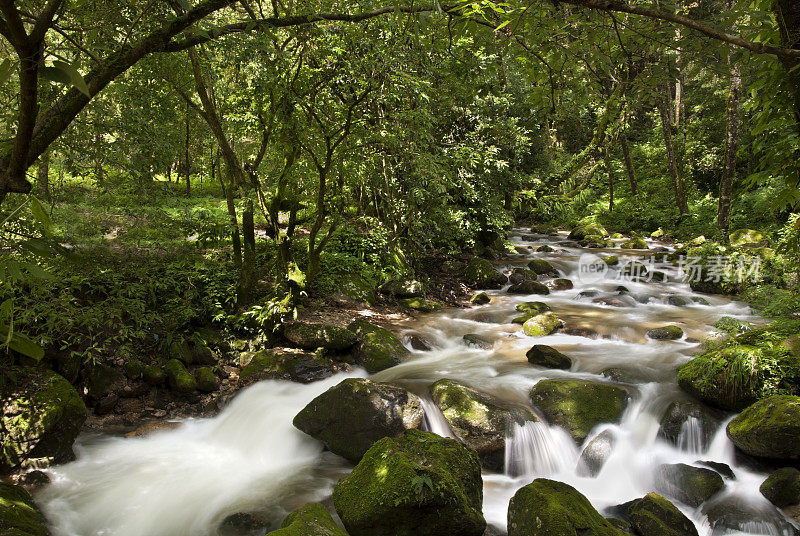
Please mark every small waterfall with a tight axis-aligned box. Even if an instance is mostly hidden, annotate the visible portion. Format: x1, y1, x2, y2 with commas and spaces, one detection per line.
420, 398, 456, 438
504, 421, 579, 478
677, 416, 705, 454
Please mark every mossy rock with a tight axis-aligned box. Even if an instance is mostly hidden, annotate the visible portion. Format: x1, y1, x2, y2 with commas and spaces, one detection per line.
686, 236, 706, 247
646, 326, 684, 340
537, 244, 555, 252
528, 259, 559, 276
266, 503, 348, 536
655, 463, 724, 507
529, 379, 629, 443
507, 478, 626, 536
603, 256, 619, 267
729, 228, 766, 248
701, 495, 800, 536
516, 301, 551, 314
347, 319, 409, 373
526, 345, 572, 370
610, 233, 624, 239
726, 395, 800, 459
677, 346, 768, 411
399, 297, 441, 312
86, 363, 124, 400
509, 268, 538, 285
430, 379, 538, 471
620, 261, 649, 280
522, 312, 564, 337
463, 334, 493, 349
123, 359, 146, 380
293, 378, 423, 463
283, 322, 357, 351
332, 429, 486, 536
657, 400, 723, 451
626, 493, 698, 536
169, 339, 194, 364
621, 237, 648, 250
0, 482, 50, 536
470, 292, 491, 305
143, 365, 166, 386
239, 350, 340, 384
379, 279, 425, 299
550, 278, 573, 291
339, 274, 377, 305
582, 234, 609, 248
1, 367, 87, 472
508, 280, 550, 295
651, 228, 666, 238
463, 258, 508, 290
164, 359, 197, 394
760, 467, 800, 507
195, 367, 219, 392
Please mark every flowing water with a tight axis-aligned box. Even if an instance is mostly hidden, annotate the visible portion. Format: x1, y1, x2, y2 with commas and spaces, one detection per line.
36, 230, 798, 536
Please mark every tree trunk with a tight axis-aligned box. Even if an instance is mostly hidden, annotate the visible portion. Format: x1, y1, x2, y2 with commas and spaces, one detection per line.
220, 169, 242, 269
239, 199, 256, 305
658, 88, 689, 215
620, 132, 638, 196
36, 152, 50, 202
718, 37, 742, 242
184, 102, 191, 196
604, 144, 614, 212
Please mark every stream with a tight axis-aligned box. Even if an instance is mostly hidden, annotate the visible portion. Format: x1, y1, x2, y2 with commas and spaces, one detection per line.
35, 230, 797, 536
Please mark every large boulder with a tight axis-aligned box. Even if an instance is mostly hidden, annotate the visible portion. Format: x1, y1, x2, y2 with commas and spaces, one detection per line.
702, 495, 799, 536
625, 493, 698, 536
348, 319, 409, 373
657, 400, 724, 451
379, 279, 424, 299
508, 280, 550, 295
528, 259, 559, 276
726, 395, 800, 459
677, 346, 768, 411
463, 258, 508, 289
293, 378, 423, 463
239, 349, 340, 384
430, 379, 538, 471
526, 345, 572, 370
523, 312, 564, 337
266, 503, 348, 536
332, 429, 486, 536
760, 468, 800, 507
0, 482, 50, 536
529, 379, 629, 443
338, 273, 377, 305
654, 463, 725, 507
1, 367, 87, 472
507, 478, 626, 536
283, 322, 357, 351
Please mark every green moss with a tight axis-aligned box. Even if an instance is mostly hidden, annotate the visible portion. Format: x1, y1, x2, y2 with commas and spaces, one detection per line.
507, 479, 626, 536
1, 368, 88, 472
646, 326, 684, 340
508, 280, 550, 295
656, 463, 724, 507
470, 292, 491, 305
267, 503, 348, 536
347, 320, 408, 373
463, 258, 508, 289
527, 259, 558, 276
0, 483, 49, 536
169, 339, 194, 364
529, 379, 629, 443
143, 364, 166, 385
522, 312, 563, 337
195, 367, 219, 392
729, 229, 766, 248
339, 274, 377, 305
760, 467, 800, 507
164, 359, 197, 394
603, 255, 619, 266
626, 493, 698, 536
123, 359, 146, 380
621, 237, 648, 249
516, 302, 551, 314
283, 322, 357, 351
551, 278, 573, 290
398, 298, 441, 312
726, 395, 800, 459
332, 429, 486, 536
